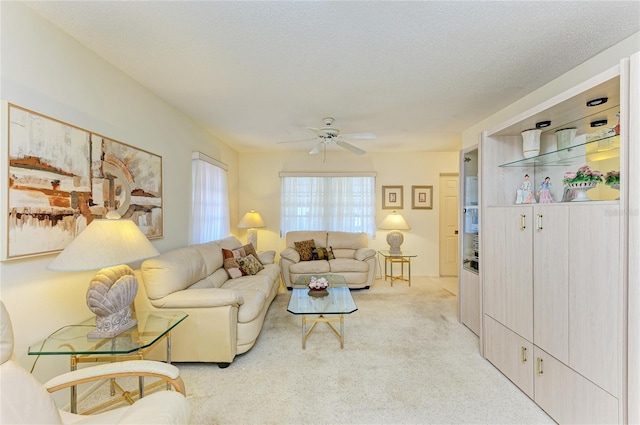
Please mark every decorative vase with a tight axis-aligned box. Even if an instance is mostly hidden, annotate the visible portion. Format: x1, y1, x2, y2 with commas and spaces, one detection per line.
521, 129, 542, 159
308, 289, 328, 298
609, 183, 620, 200
567, 181, 598, 202
556, 128, 577, 159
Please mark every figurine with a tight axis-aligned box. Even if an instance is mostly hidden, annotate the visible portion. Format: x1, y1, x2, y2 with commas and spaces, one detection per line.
537, 176, 555, 203
516, 174, 536, 204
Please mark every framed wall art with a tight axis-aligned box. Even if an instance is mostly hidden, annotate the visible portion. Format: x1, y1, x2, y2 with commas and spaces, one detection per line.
3, 103, 163, 260
412, 185, 433, 209
382, 186, 403, 209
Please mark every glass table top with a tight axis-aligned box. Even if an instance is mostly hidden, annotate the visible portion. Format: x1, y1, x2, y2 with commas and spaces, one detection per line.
378, 250, 417, 258
28, 311, 188, 356
288, 274, 357, 315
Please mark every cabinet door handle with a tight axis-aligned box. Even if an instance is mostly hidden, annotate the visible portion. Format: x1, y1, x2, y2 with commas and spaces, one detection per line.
520, 214, 526, 230
537, 214, 543, 230
521, 346, 527, 363
536, 357, 544, 375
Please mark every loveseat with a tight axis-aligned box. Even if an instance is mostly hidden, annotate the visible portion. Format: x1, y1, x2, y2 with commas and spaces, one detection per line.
279, 231, 376, 289
134, 236, 280, 367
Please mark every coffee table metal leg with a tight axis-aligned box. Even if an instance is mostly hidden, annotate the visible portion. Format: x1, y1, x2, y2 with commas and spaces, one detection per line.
339, 314, 344, 349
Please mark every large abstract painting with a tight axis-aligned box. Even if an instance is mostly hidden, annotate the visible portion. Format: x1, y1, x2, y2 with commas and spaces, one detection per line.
4, 104, 163, 260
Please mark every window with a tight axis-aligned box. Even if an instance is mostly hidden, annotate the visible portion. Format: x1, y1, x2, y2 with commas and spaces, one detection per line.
191, 153, 230, 244
280, 173, 376, 237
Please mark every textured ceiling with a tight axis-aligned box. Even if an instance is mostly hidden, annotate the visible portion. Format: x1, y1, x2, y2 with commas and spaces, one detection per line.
24, 1, 640, 154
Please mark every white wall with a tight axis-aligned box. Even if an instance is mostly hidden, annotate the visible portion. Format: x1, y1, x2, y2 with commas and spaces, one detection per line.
0, 2, 239, 386
461, 32, 640, 149
237, 150, 459, 277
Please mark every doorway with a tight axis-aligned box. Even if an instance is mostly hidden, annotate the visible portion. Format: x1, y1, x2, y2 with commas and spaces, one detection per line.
439, 173, 459, 277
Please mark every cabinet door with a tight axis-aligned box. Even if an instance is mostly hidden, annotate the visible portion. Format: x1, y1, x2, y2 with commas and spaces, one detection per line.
484, 315, 534, 398
533, 205, 569, 363
569, 204, 620, 396
459, 268, 480, 335
534, 347, 618, 424
483, 206, 533, 340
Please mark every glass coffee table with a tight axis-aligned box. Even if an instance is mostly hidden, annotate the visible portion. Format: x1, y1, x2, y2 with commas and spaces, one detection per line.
28, 310, 188, 414
287, 274, 357, 349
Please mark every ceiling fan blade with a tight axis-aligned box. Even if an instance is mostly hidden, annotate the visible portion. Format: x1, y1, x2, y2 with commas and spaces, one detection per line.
309, 142, 324, 155
340, 132, 376, 139
336, 140, 366, 155
277, 137, 317, 144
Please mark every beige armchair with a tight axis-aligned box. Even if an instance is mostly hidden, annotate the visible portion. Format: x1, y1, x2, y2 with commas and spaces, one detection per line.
0, 301, 190, 424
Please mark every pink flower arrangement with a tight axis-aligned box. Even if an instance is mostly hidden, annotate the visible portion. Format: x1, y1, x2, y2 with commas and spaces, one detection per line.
308, 276, 328, 291
563, 165, 603, 185
604, 170, 620, 186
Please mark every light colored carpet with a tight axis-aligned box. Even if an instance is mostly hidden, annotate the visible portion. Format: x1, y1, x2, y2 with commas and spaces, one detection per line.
79, 277, 553, 424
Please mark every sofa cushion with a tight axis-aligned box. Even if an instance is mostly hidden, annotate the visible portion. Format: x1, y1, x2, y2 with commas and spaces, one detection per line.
238, 254, 264, 275
189, 268, 229, 289
191, 241, 224, 276
290, 260, 331, 274
327, 231, 368, 249
294, 239, 316, 261
329, 258, 370, 273
257, 250, 276, 264
141, 246, 207, 300
235, 290, 267, 323
285, 231, 328, 249
217, 236, 243, 251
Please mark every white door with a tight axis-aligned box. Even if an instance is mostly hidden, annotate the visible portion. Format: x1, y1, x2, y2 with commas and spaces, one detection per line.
439, 174, 459, 276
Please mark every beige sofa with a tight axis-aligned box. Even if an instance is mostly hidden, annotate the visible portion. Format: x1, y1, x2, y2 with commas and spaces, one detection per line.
279, 231, 376, 289
134, 236, 280, 367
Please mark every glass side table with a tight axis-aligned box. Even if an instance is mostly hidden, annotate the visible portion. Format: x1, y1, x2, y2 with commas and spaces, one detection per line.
28, 310, 188, 414
378, 250, 417, 286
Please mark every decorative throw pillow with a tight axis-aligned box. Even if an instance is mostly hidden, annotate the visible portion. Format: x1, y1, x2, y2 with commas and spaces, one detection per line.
223, 257, 244, 279
241, 243, 263, 265
238, 254, 264, 276
311, 247, 335, 261
294, 239, 316, 261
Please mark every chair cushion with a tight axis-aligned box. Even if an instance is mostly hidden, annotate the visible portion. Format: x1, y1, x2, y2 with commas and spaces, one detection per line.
0, 360, 62, 424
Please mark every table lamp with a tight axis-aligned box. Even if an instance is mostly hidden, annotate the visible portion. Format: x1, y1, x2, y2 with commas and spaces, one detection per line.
378, 211, 410, 254
48, 212, 160, 338
237, 209, 265, 249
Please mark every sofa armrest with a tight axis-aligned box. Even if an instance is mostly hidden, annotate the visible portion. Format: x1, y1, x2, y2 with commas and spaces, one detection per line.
257, 250, 276, 264
149, 288, 244, 308
355, 247, 376, 261
279, 247, 300, 263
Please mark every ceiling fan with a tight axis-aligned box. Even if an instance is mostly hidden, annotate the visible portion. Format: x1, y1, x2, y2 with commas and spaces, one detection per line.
278, 117, 375, 162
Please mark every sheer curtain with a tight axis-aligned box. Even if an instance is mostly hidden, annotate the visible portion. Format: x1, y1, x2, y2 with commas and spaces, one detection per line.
191, 155, 230, 244
280, 175, 376, 237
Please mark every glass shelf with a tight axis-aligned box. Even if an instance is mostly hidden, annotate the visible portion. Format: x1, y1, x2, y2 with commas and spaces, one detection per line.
500, 133, 620, 168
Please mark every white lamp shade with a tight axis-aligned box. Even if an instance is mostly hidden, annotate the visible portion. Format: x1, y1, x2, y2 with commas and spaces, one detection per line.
378, 211, 411, 230
237, 210, 265, 229
48, 219, 160, 271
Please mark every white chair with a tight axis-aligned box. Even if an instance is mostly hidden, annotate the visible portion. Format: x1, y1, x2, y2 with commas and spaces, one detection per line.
0, 301, 191, 424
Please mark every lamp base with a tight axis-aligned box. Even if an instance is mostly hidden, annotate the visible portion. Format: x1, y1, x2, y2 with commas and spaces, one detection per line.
387, 230, 404, 255
247, 229, 258, 249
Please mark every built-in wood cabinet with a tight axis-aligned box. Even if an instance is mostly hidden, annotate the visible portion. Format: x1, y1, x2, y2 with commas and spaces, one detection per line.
480, 59, 630, 423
